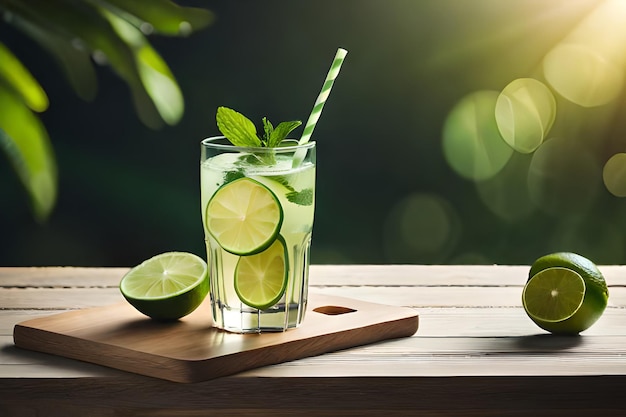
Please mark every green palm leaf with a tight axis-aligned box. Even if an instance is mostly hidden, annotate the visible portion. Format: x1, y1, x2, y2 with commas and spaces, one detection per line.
6, 0, 167, 128
0, 42, 48, 112
0, 89, 57, 222
6, 16, 98, 101
0, 0, 213, 220
93, 0, 214, 35
104, 9, 184, 126
0, 42, 56, 221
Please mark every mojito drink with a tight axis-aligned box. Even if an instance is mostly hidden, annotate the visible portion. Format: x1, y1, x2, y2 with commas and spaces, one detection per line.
201, 136, 315, 333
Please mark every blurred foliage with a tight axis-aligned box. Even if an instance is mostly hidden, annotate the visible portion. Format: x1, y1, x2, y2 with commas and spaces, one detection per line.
5, 0, 626, 267
0, 0, 213, 221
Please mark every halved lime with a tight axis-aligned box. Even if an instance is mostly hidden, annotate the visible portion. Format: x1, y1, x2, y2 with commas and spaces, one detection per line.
524, 252, 609, 335
120, 252, 209, 321
205, 177, 283, 255
234, 235, 288, 310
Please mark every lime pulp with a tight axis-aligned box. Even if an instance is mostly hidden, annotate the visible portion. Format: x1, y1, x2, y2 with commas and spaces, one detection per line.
205, 177, 283, 256
522, 267, 585, 323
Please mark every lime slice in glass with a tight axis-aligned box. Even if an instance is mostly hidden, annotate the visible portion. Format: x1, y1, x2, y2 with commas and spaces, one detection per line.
120, 252, 208, 321
205, 177, 283, 255
234, 235, 288, 310
522, 267, 587, 334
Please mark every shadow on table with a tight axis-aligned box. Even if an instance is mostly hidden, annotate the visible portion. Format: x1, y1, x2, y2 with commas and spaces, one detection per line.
512, 333, 583, 351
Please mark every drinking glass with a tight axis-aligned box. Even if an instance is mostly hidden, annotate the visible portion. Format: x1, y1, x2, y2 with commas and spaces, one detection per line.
200, 136, 316, 333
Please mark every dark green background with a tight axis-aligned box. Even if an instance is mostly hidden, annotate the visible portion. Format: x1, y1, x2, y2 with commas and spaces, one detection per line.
2, 0, 626, 267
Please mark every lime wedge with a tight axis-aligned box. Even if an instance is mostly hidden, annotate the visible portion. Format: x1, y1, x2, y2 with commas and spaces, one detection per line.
206, 177, 283, 255
234, 235, 288, 310
120, 252, 208, 321
522, 267, 587, 334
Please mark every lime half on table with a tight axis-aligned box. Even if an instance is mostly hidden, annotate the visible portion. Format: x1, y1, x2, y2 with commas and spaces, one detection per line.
205, 177, 283, 256
120, 252, 208, 321
522, 252, 609, 335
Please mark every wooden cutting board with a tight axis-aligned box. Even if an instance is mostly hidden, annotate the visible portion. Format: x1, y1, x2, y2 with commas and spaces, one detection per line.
13, 292, 418, 383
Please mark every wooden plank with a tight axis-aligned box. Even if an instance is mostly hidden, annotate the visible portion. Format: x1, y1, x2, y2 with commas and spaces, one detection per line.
6, 339, 626, 379
7, 337, 626, 378
241, 354, 626, 377
0, 311, 51, 335
3, 285, 626, 310
2, 265, 626, 287
0, 287, 125, 309
1, 374, 625, 416
414, 307, 626, 337
311, 264, 529, 286
0, 267, 128, 287
311, 264, 626, 286
4, 306, 626, 342
0, 342, 120, 375
350, 336, 626, 357
1, 286, 521, 309
314, 286, 626, 308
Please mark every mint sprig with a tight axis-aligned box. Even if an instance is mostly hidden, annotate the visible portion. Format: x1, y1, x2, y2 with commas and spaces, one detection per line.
217, 107, 301, 147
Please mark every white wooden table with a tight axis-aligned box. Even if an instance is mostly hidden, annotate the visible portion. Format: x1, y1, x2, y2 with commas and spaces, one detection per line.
2, 265, 626, 416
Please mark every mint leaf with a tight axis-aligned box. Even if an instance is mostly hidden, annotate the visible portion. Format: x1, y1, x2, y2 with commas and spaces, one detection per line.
271, 176, 313, 206
216, 107, 261, 147
262, 117, 273, 146
269, 120, 302, 147
223, 169, 245, 184
287, 188, 313, 206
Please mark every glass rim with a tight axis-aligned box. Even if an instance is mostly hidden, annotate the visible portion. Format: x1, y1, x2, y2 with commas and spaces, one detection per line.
201, 136, 315, 152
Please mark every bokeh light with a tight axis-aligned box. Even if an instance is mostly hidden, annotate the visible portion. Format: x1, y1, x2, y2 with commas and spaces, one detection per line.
543, 0, 626, 107
442, 91, 513, 181
527, 137, 602, 216
495, 78, 556, 153
543, 44, 623, 107
603, 153, 626, 197
383, 193, 460, 263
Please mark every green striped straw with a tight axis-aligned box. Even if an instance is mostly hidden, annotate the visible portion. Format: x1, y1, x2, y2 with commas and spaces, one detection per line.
298, 47, 348, 145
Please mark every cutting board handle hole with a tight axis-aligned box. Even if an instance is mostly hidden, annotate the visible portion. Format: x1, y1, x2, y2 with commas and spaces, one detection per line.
313, 306, 357, 316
